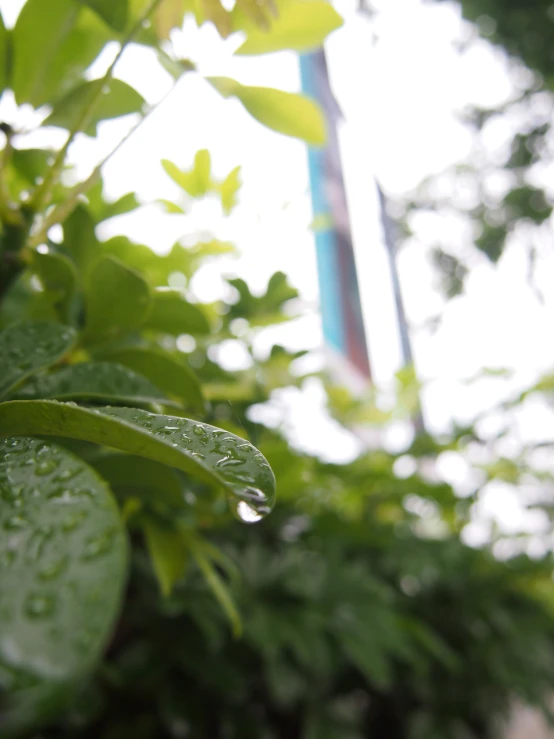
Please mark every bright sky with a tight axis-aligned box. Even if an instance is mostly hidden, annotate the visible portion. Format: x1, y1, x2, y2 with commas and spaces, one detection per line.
3, 0, 554, 543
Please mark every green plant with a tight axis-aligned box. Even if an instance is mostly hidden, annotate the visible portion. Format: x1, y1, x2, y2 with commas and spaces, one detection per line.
0, 0, 343, 733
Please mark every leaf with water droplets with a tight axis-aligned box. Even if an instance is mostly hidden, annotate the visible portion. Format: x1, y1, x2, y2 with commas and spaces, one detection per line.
99, 346, 204, 411
13, 361, 176, 409
0, 437, 127, 735
0, 401, 276, 518
0, 321, 76, 401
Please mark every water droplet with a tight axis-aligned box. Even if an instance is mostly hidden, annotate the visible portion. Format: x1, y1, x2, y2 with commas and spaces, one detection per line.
35, 459, 58, 476
25, 593, 55, 618
236, 501, 262, 523
38, 557, 67, 581
55, 467, 80, 482
26, 525, 54, 561
4, 515, 28, 530
61, 511, 87, 531
0, 549, 16, 567
192, 425, 209, 443
191, 452, 205, 460
81, 530, 113, 560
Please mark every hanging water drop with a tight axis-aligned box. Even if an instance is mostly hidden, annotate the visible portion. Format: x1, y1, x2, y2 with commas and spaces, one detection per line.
236, 501, 263, 523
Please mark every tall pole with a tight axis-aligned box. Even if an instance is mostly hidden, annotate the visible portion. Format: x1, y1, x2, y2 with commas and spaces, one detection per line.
299, 50, 371, 386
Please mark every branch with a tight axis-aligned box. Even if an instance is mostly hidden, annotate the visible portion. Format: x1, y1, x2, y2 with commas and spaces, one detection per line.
29, 0, 165, 215
26, 84, 176, 250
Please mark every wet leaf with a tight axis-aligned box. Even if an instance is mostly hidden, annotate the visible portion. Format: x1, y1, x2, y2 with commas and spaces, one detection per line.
13, 361, 172, 408
0, 321, 76, 400
0, 401, 276, 517
100, 346, 204, 410
0, 436, 127, 734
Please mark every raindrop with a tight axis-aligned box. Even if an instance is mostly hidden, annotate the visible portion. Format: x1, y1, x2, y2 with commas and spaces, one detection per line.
192, 424, 209, 443
4, 515, 28, 530
236, 501, 262, 523
35, 458, 58, 476
38, 557, 67, 581
25, 593, 55, 618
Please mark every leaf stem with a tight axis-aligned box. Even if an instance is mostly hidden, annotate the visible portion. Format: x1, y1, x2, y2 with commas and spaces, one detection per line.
28, 0, 165, 216
26, 83, 177, 250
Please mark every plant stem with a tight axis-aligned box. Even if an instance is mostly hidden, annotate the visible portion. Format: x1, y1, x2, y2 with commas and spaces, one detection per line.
26, 83, 177, 250
29, 0, 165, 216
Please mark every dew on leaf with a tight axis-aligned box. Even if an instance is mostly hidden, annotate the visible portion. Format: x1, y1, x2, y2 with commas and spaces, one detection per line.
25, 593, 56, 618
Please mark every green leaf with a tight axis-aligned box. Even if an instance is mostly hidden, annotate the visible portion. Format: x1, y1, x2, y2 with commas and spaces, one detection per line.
143, 518, 188, 595
156, 198, 187, 214
63, 205, 101, 276
186, 536, 242, 636
85, 180, 140, 222
236, 1, 343, 55
83, 256, 151, 343
219, 165, 241, 214
0, 436, 127, 734
13, 361, 172, 408
193, 148, 212, 192
200, 0, 232, 37
99, 346, 204, 410
77, 0, 129, 31
43, 79, 145, 136
92, 453, 185, 507
208, 76, 326, 145
0, 10, 8, 97
0, 401, 276, 516
152, 0, 186, 39
161, 154, 212, 198
145, 288, 211, 335
32, 250, 78, 322
0, 321, 76, 400
11, 0, 111, 107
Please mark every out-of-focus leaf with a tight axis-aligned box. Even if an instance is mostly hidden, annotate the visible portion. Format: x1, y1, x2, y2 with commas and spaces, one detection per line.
11, 0, 110, 107
92, 453, 185, 507
0, 436, 127, 734
143, 518, 188, 595
43, 79, 145, 136
236, 1, 343, 55
32, 250, 78, 321
77, 0, 128, 31
85, 181, 140, 222
208, 76, 326, 145
63, 205, 101, 276
145, 288, 211, 335
83, 256, 151, 343
219, 166, 241, 214
13, 361, 171, 408
0, 321, 76, 400
0, 10, 8, 96
101, 346, 204, 410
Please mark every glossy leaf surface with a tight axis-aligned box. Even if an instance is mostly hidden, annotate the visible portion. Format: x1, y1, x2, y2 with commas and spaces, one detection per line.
0, 437, 127, 733
0, 321, 76, 400
0, 401, 276, 516
13, 361, 170, 407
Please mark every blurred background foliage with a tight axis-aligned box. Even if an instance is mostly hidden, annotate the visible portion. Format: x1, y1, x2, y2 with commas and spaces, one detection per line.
2, 0, 554, 737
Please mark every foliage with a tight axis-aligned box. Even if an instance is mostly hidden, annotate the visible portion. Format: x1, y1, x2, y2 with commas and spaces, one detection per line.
1, 2, 554, 739
386, 0, 554, 302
